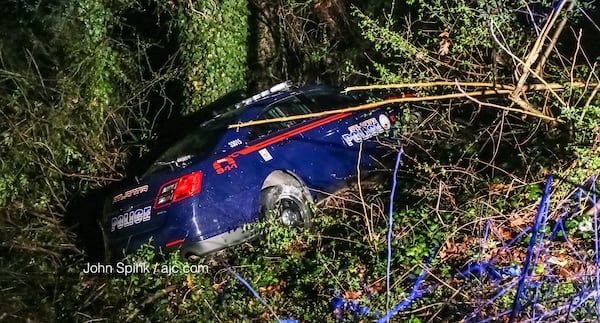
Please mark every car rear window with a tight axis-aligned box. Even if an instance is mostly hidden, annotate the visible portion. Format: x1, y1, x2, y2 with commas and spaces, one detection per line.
143, 116, 233, 177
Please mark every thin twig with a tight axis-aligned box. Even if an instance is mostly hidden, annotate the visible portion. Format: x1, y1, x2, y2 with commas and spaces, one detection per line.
575, 61, 597, 108
454, 80, 561, 122
514, 0, 568, 92
568, 29, 583, 107
203, 298, 223, 323
535, 0, 577, 76
434, 180, 446, 225
187, 0, 209, 19
490, 19, 568, 109
356, 142, 375, 243
584, 82, 600, 108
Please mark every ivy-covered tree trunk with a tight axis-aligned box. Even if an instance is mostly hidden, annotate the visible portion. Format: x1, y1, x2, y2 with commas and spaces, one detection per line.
177, 0, 249, 115
0, 0, 169, 320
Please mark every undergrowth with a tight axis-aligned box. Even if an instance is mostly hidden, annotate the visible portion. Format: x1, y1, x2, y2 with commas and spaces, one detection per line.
2, 0, 600, 322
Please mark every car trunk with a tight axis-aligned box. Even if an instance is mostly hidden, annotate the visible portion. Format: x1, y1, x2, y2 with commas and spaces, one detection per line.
103, 182, 165, 240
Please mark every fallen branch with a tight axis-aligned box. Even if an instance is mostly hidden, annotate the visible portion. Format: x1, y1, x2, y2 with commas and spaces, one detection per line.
454, 80, 561, 122
345, 81, 516, 92
229, 86, 571, 130
346, 82, 588, 93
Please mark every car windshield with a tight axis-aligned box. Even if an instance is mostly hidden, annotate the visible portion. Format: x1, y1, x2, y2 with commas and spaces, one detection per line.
143, 115, 235, 177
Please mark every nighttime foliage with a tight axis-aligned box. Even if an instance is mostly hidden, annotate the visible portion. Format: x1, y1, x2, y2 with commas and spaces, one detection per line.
1, 0, 600, 321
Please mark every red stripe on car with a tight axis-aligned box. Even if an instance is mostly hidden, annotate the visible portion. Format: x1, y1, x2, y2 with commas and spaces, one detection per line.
234, 112, 352, 156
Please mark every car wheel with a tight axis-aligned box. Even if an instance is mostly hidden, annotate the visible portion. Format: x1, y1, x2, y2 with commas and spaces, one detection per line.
261, 184, 312, 228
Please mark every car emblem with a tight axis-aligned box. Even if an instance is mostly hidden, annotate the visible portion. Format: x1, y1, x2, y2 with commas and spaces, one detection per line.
379, 114, 391, 130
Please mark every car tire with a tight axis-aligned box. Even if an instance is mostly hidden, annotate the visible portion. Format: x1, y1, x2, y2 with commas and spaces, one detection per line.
261, 184, 312, 228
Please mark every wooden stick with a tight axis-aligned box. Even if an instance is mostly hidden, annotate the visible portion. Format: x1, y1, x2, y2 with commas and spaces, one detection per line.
230, 80, 593, 130
346, 82, 588, 93
228, 89, 558, 130
455, 81, 562, 122
344, 81, 516, 92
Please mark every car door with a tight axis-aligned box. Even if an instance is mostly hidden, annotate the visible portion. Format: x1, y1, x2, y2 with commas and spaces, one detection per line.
244, 92, 366, 192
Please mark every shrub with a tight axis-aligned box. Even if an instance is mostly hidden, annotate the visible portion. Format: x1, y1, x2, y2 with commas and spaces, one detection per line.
177, 0, 249, 114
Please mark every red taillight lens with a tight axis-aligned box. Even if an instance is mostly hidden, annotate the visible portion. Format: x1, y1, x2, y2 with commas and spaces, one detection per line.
173, 172, 202, 201
154, 172, 203, 208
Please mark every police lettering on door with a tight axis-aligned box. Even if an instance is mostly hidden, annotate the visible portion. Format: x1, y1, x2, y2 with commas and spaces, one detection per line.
341, 115, 390, 147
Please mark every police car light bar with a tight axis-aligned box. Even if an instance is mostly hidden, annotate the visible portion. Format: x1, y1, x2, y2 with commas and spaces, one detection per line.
235, 81, 292, 109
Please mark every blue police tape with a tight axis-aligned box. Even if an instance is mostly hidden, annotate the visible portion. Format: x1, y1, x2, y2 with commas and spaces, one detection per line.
509, 176, 552, 323
386, 147, 404, 309
463, 175, 600, 321
223, 262, 287, 322
459, 262, 520, 282
222, 174, 600, 321
465, 280, 520, 322
330, 295, 371, 321
378, 250, 436, 323
592, 176, 600, 320
224, 263, 270, 309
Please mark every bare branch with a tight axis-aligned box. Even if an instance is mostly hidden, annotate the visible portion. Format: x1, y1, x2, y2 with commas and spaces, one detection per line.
490, 19, 568, 109
453, 80, 558, 122
534, 0, 577, 76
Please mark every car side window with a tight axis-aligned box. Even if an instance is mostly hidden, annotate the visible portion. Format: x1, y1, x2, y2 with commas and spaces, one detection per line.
302, 90, 357, 112
248, 95, 312, 140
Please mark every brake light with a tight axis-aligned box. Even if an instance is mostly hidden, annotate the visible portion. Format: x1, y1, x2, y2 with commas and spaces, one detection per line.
154, 172, 203, 208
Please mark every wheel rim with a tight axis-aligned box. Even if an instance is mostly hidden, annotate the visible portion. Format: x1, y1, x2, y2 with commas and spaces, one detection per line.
278, 197, 304, 227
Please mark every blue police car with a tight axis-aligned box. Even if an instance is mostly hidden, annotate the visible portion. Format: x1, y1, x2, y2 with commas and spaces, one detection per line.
102, 82, 402, 259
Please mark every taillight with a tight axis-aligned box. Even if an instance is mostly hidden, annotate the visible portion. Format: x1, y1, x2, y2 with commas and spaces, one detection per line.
154, 172, 203, 208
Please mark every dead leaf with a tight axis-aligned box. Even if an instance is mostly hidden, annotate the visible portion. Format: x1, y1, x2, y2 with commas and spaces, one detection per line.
438, 32, 451, 56
344, 290, 362, 300
212, 280, 225, 291
510, 216, 526, 227
489, 183, 514, 192
548, 256, 568, 267
186, 273, 193, 288
438, 39, 451, 56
